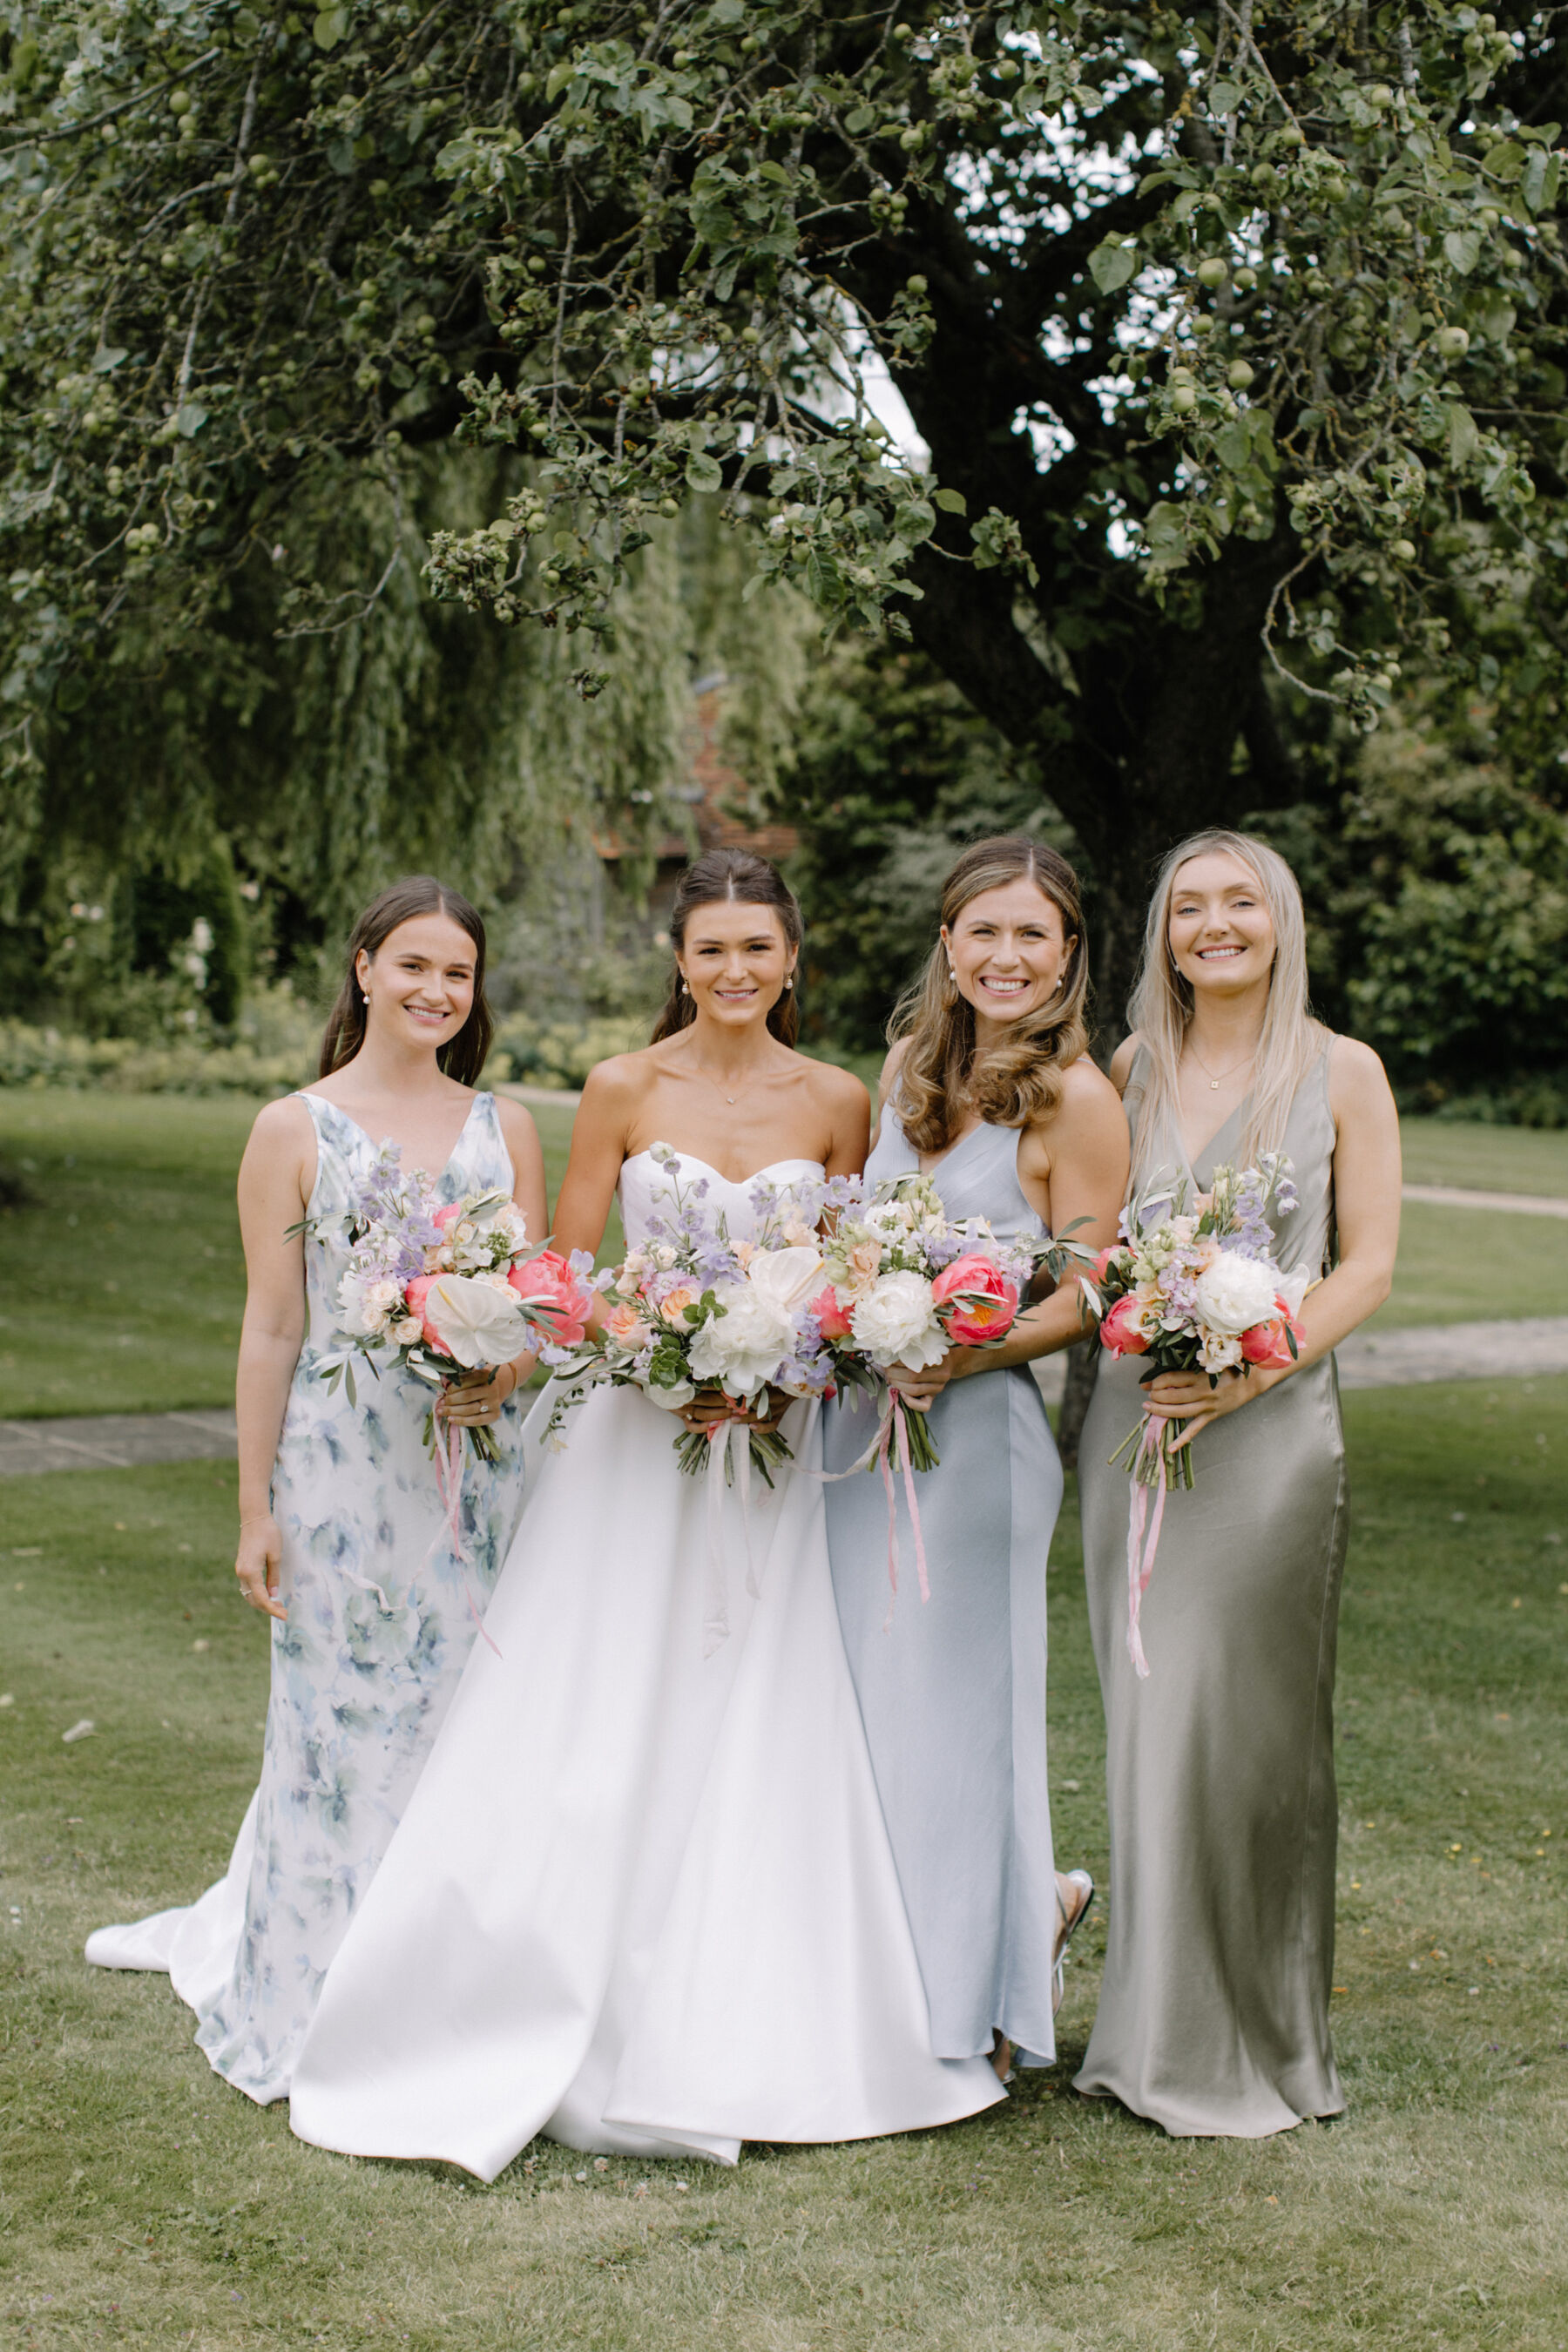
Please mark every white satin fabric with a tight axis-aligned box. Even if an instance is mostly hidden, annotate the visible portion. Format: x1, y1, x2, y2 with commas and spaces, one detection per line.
287, 1150, 1004, 2178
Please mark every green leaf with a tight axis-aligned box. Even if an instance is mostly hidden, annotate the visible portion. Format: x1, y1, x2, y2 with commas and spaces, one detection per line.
546, 59, 577, 103
893, 497, 936, 544
1447, 402, 1480, 467
1171, 188, 1202, 222
1213, 421, 1251, 472
1443, 226, 1481, 274
1481, 139, 1524, 181
91, 346, 127, 374
313, 6, 348, 50
1520, 145, 1558, 216
327, 135, 357, 175
685, 449, 722, 492
932, 486, 968, 514
1208, 79, 1242, 115
1089, 240, 1136, 295
176, 403, 209, 438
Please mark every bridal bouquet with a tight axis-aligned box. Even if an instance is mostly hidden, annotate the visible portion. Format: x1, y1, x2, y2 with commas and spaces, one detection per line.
323, 1141, 593, 1465
552, 1144, 838, 1482
1083, 1153, 1309, 1676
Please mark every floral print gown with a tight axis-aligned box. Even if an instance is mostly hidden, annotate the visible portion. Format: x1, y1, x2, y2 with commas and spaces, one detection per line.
85, 1090, 529, 2105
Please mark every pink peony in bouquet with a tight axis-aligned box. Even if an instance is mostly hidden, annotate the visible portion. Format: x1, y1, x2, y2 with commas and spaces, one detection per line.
1082, 1153, 1309, 1676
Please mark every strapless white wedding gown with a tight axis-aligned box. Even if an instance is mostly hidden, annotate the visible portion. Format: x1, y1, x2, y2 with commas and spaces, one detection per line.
287, 1149, 1004, 2179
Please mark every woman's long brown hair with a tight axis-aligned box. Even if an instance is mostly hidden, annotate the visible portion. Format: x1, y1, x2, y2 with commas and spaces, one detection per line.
650, 848, 803, 1047
891, 836, 1090, 1156
318, 876, 494, 1086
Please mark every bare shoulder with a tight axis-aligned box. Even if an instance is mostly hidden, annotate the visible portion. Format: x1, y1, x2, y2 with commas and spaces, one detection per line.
579, 1048, 659, 1116
1036, 1051, 1126, 1152
247, 1092, 315, 1158
1327, 1031, 1395, 1113
1106, 1033, 1143, 1095
801, 1052, 872, 1117
490, 1092, 541, 1153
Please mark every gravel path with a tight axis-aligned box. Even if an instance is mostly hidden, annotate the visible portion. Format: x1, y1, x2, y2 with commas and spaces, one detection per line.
3, 1319, 1565, 1474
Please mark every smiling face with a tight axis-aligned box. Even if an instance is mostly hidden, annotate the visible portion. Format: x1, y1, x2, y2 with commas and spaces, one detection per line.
1166, 850, 1278, 1000
942, 876, 1076, 1037
356, 913, 478, 1056
677, 898, 795, 1031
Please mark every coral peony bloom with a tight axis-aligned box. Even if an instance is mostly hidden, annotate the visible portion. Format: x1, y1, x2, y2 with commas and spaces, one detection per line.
432, 1201, 463, 1232
1240, 1299, 1302, 1371
1092, 1245, 1120, 1285
1099, 1292, 1151, 1356
402, 1274, 454, 1356
507, 1250, 591, 1346
931, 1252, 1020, 1347
810, 1283, 855, 1342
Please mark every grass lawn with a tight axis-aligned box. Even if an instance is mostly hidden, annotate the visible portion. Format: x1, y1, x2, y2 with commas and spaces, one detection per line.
2, 1095, 1564, 1422
1, 1377, 1565, 2348
1397, 1119, 1568, 1199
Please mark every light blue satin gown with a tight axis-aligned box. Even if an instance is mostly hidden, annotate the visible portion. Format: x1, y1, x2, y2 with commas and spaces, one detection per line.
823, 1112, 1064, 2066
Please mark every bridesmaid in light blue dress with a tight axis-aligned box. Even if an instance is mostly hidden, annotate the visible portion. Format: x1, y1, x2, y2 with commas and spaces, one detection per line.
86, 877, 545, 2104
824, 838, 1128, 2076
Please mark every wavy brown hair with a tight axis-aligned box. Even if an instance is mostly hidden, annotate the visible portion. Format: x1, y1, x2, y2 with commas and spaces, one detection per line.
650, 848, 803, 1049
891, 837, 1090, 1156
319, 876, 494, 1087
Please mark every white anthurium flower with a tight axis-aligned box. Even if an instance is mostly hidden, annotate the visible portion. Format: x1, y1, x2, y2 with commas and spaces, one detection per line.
850, 1269, 946, 1369
421, 1273, 530, 1369
744, 1242, 824, 1314
1194, 1251, 1279, 1336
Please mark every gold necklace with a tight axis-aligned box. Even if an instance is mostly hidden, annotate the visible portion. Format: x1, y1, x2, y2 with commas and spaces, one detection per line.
691, 1059, 755, 1109
1187, 1042, 1258, 1093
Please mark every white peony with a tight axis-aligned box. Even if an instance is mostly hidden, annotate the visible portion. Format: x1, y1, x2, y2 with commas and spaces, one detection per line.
687, 1286, 799, 1396
683, 1245, 823, 1396
420, 1273, 530, 1369
1194, 1250, 1279, 1336
849, 1269, 947, 1369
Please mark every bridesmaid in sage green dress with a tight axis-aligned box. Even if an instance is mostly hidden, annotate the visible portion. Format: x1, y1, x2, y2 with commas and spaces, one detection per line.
825, 838, 1128, 2080
1076, 829, 1401, 2138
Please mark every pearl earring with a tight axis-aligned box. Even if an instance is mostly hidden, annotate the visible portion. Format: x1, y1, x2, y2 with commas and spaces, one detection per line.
362, 992, 369, 1006
785, 975, 794, 991
679, 977, 689, 996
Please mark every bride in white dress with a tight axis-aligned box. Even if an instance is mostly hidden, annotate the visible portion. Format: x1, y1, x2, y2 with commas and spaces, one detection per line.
287, 849, 1005, 2178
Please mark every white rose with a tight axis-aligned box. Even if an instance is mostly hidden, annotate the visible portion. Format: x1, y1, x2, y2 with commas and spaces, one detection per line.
1200, 1328, 1244, 1374
1194, 1250, 1279, 1336
337, 1272, 391, 1338
419, 1273, 530, 1369
686, 1283, 799, 1396
390, 1316, 424, 1345
849, 1270, 946, 1369
745, 1243, 824, 1313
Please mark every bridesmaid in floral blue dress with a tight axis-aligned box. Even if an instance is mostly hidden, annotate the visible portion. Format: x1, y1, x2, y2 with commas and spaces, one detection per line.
86, 876, 545, 2104
824, 839, 1128, 2080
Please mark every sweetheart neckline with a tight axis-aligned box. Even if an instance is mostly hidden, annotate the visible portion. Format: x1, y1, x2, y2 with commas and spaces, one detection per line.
621, 1145, 825, 1189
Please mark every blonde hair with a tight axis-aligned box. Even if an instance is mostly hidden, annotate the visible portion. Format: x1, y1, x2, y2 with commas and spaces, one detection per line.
1127, 828, 1326, 1180
891, 836, 1090, 1157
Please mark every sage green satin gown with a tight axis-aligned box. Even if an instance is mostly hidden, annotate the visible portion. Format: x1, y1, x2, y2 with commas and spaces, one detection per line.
1075, 1043, 1348, 2137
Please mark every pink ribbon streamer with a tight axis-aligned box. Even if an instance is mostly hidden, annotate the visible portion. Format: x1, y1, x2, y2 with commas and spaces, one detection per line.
1125, 1416, 1168, 1680
430, 1409, 503, 1660
872, 1393, 931, 1631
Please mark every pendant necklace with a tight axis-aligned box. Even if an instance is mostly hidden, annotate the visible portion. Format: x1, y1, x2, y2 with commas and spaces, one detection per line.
1188, 1042, 1257, 1093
